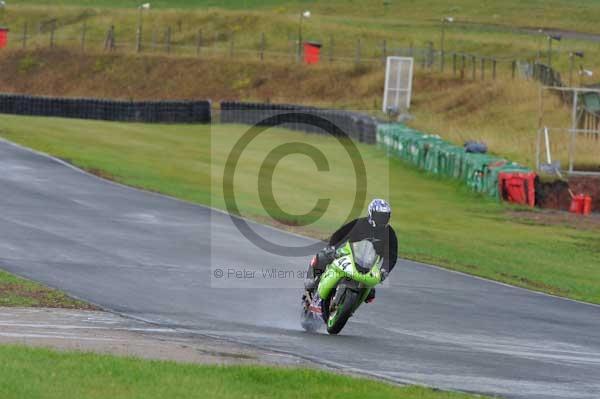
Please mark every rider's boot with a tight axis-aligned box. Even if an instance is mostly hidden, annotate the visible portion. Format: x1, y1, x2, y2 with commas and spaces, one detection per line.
365, 288, 376, 303
304, 254, 321, 293
304, 247, 335, 294
304, 278, 316, 292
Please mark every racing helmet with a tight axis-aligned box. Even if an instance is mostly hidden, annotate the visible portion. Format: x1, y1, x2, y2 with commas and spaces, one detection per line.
367, 199, 391, 227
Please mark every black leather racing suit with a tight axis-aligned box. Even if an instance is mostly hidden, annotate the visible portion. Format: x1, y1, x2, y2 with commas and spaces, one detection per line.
308, 217, 398, 283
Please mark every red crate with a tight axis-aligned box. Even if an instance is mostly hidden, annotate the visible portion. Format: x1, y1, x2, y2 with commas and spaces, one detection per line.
0, 28, 8, 49
498, 172, 536, 207
303, 42, 321, 64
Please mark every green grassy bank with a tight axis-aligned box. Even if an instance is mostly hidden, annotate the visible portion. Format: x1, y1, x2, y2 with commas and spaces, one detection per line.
0, 345, 484, 399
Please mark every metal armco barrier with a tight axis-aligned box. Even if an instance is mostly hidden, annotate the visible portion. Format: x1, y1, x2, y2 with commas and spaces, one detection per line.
220, 101, 379, 144
0, 94, 212, 123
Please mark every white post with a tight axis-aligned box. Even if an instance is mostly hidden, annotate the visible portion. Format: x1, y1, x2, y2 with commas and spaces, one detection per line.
535, 128, 541, 171
544, 127, 552, 164
394, 61, 403, 111
382, 57, 391, 114
569, 90, 578, 173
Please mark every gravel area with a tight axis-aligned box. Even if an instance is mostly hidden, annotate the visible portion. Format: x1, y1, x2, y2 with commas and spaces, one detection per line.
0, 307, 313, 367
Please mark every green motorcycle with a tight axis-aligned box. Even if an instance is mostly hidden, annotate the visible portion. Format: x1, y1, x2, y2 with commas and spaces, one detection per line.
301, 239, 383, 335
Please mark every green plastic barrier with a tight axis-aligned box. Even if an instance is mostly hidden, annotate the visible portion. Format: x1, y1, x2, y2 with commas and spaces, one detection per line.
376, 122, 533, 200
462, 153, 504, 192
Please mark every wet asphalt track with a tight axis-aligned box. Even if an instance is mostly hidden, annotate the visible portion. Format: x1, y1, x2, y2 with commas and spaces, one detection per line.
1, 138, 600, 399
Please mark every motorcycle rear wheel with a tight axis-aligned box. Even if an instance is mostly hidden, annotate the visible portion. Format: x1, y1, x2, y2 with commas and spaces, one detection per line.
300, 294, 322, 332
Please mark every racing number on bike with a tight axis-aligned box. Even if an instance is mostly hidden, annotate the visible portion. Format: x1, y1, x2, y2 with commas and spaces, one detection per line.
335, 256, 353, 274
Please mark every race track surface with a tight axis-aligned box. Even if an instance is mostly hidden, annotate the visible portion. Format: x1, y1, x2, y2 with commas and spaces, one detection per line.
1, 139, 600, 399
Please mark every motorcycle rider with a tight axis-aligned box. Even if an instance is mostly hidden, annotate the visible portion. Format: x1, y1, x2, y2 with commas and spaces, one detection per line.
304, 199, 398, 303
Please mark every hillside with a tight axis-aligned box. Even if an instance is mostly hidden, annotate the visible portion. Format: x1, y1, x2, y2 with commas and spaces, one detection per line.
3, 2, 600, 76
8, 0, 600, 35
1, 48, 584, 167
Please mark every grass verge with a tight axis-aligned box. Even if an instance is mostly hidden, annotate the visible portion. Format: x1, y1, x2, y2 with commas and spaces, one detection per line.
0, 269, 95, 309
0, 344, 484, 399
0, 114, 599, 303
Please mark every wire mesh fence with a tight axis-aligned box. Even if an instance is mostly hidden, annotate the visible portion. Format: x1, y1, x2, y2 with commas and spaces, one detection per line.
6, 21, 538, 82
537, 87, 600, 175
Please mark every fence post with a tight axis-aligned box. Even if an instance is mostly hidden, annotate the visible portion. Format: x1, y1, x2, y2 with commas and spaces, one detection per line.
492, 58, 496, 80
461, 54, 465, 79
428, 42, 434, 69
429, 45, 434, 69
512, 60, 516, 79
259, 32, 265, 61
480, 57, 485, 80
382, 39, 387, 65
81, 22, 87, 52
165, 26, 171, 54
136, 20, 141, 53
110, 25, 115, 51
104, 25, 115, 52
355, 38, 361, 64
472, 55, 476, 80
196, 30, 202, 56
329, 35, 334, 62
452, 52, 457, 76
22, 22, 28, 49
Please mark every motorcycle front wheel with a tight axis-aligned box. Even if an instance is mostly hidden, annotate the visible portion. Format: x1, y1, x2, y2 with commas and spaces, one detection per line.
326, 288, 359, 335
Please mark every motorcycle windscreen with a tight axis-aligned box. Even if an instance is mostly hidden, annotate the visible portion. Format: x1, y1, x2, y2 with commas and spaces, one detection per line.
352, 240, 378, 272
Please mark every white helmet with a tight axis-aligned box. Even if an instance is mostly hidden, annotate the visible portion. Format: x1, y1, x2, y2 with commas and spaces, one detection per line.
367, 199, 391, 227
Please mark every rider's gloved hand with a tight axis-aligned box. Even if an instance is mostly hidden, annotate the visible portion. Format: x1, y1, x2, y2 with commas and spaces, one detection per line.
323, 246, 336, 262
380, 269, 389, 282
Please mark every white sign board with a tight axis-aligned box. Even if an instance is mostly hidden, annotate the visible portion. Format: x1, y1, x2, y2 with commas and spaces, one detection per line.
382, 56, 413, 114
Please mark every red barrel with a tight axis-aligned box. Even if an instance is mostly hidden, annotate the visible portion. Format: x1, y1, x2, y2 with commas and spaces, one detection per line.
303, 42, 322, 64
582, 195, 593, 215
0, 28, 8, 49
569, 194, 585, 214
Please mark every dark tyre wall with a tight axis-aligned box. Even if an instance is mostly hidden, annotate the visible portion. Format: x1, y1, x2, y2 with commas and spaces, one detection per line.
0, 94, 212, 124
220, 101, 379, 144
